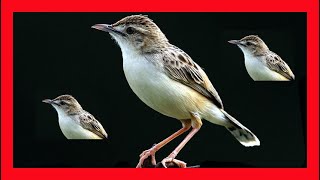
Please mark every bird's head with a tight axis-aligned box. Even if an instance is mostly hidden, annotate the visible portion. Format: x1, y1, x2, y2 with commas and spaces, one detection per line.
42, 94, 82, 114
228, 35, 269, 56
92, 15, 169, 54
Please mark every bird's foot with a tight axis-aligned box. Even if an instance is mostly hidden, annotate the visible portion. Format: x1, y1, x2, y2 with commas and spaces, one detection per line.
136, 146, 157, 168
161, 157, 187, 168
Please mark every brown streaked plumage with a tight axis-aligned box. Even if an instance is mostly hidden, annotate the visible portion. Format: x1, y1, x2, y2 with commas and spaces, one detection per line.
79, 113, 108, 139
162, 45, 224, 109
52, 95, 83, 114
113, 15, 155, 28
240, 35, 265, 44
264, 51, 295, 80
239, 35, 269, 56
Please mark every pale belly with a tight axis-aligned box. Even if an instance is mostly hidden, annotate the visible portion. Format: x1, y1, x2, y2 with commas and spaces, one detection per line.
58, 114, 101, 139
122, 54, 227, 126
244, 56, 288, 81
124, 55, 207, 120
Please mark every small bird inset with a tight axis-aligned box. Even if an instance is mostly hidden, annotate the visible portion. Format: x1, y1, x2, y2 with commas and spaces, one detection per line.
92, 15, 259, 168
228, 35, 295, 81
43, 95, 108, 140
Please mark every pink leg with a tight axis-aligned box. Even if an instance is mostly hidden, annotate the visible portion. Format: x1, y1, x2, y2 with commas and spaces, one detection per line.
136, 120, 191, 168
161, 113, 202, 168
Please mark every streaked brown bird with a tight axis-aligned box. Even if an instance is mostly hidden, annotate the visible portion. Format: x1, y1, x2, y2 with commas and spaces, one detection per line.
43, 95, 108, 139
228, 35, 295, 81
92, 15, 259, 168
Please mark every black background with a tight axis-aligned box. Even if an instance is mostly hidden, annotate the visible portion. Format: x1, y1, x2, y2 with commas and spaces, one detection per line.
14, 13, 306, 167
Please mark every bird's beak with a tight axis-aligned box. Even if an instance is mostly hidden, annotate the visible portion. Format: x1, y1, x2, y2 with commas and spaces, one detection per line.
42, 99, 53, 104
91, 24, 125, 36
228, 40, 241, 45
43, 99, 60, 106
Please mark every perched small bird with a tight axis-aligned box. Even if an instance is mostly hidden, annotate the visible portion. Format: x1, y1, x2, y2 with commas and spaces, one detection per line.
42, 95, 108, 139
228, 35, 295, 81
92, 15, 259, 168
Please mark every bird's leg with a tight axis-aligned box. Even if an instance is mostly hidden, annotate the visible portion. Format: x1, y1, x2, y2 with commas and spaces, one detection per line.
161, 128, 200, 168
136, 119, 191, 168
161, 113, 202, 168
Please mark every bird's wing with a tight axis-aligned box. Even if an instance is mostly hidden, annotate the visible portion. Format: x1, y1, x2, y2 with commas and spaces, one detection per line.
78, 112, 108, 139
157, 46, 223, 109
265, 51, 295, 80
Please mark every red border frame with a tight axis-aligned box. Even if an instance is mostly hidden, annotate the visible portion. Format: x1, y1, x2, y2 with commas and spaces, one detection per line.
1, 0, 319, 180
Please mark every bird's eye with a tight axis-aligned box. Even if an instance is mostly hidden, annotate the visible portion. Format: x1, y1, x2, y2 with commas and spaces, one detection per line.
246, 42, 254, 46
126, 27, 135, 34
60, 101, 66, 105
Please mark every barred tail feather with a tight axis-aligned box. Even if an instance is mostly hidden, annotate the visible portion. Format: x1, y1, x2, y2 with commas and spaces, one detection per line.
221, 109, 260, 147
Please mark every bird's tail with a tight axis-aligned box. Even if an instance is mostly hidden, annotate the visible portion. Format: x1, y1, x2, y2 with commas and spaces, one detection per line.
220, 109, 260, 147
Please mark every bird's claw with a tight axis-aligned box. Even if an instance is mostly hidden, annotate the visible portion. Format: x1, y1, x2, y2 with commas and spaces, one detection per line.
136, 149, 157, 168
161, 157, 187, 168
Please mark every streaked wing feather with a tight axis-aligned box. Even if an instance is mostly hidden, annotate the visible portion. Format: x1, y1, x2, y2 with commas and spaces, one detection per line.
79, 112, 108, 139
160, 48, 224, 109
265, 52, 295, 80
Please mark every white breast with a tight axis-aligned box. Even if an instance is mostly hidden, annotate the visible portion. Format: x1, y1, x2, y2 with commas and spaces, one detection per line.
122, 50, 207, 120
243, 53, 288, 81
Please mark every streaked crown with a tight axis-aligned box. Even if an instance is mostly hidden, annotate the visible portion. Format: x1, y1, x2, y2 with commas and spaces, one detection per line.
43, 94, 83, 114
93, 15, 169, 53
240, 35, 269, 53
229, 35, 269, 55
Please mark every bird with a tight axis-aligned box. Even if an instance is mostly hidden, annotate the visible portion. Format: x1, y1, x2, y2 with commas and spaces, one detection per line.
42, 94, 108, 139
92, 15, 260, 168
228, 35, 295, 81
